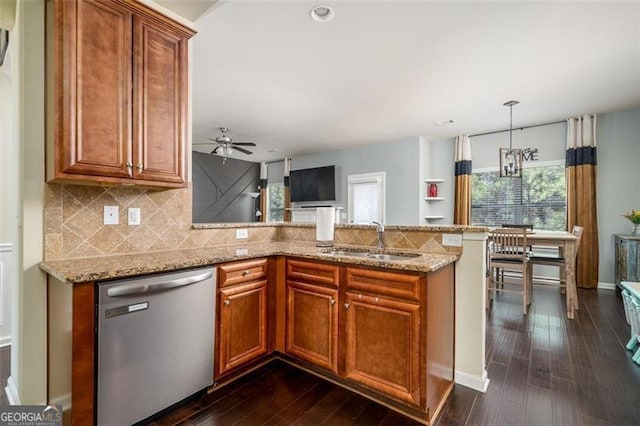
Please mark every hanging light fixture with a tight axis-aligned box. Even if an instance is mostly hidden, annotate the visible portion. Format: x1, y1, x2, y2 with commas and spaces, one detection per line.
499, 100, 523, 178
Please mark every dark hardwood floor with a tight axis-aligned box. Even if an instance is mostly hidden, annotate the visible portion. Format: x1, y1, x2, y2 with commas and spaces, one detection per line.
152, 286, 639, 426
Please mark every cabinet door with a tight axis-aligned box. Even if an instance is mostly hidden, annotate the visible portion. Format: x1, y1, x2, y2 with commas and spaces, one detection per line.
286, 282, 338, 373
344, 292, 421, 407
132, 15, 187, 185
53, 0, 133, 179
218, 281, 268, 376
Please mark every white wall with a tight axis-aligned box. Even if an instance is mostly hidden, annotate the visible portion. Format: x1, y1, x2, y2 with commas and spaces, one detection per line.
0, 21, 18, 348
597, 108, 640, 285
291, 137, 423, 225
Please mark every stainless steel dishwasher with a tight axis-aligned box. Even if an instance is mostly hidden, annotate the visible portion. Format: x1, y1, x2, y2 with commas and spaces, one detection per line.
97, 267, 216, 426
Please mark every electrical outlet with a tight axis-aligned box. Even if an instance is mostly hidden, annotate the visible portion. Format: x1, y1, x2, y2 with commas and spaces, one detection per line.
235, 229, 249, 239
128, 208, 141, 226
442, 233, 463, 247
103, 206, 119, 225
235, 248, 249, 256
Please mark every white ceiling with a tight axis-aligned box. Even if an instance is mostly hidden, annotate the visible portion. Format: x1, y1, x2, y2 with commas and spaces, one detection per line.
176, 0, 640, 162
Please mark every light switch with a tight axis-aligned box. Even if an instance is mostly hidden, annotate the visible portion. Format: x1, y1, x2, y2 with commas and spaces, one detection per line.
104, 206, 119, 225
235, 229, 248, 239
128, 208, 141, 226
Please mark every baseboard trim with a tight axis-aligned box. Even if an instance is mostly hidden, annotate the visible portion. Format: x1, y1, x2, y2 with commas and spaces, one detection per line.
454, 369, 489, 393
598, 282, 617, 291
5, 376, 20, 405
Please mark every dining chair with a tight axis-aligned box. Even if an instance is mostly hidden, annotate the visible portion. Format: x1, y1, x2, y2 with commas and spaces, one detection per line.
529, 226, 583, 297
487, 228, 532, 314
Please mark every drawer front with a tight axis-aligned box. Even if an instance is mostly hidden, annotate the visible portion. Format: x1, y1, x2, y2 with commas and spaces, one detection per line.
346, 267, 421, 301
219, 259, 268, 287
286, 259, 339, 288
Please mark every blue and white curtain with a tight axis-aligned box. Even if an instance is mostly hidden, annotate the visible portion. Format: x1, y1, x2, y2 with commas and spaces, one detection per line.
454, 135, 472, 225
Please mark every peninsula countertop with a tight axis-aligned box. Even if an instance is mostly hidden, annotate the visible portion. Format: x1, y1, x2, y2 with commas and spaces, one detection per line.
39, 241, 460, 284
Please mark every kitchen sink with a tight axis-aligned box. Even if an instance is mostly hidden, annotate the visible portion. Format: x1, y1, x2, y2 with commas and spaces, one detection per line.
321, 248, 421, 261
365, 253, 420, 261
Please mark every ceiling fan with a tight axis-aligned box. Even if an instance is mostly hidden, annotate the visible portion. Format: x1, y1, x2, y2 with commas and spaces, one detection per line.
194, 127, 256, 155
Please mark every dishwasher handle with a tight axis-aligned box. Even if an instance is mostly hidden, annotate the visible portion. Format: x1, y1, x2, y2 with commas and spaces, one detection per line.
106, 270, 214, 297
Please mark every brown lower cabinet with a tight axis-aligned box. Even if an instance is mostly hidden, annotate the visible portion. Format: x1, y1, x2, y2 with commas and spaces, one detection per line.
282, 259, 455, 424
344, 291, 421, 406
286, 280, 339, 373
217, 259, 269, 377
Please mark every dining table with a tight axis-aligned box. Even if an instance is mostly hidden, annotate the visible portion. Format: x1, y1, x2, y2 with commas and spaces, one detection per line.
491, 229, 580, 319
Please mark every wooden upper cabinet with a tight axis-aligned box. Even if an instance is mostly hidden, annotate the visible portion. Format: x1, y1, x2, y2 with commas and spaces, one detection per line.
46, 0, 194, 188
132, 15, 187, 184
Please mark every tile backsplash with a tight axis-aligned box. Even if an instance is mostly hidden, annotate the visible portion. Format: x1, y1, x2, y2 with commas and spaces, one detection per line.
43, 184, 277, 261
44, 184, 462, 261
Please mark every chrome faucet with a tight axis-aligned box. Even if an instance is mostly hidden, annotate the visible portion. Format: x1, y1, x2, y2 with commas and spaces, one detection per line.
372, 221, 385, 250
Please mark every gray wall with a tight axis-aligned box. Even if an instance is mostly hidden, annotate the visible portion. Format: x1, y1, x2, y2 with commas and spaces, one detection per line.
192, 152, 260, 223
597, 108, 640, 284
291, 137, 422, 225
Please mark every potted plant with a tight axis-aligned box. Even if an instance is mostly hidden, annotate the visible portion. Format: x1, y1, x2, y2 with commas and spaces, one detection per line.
622, 209, 640, 235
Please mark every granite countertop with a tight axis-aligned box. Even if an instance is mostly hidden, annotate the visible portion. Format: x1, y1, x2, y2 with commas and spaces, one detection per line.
192, 222, 490, 232
39, 241, 460, 284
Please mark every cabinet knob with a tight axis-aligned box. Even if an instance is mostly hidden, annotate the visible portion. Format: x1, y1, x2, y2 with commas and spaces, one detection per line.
224, 300, 230, 306
344, 303, 350, 310
125, 162, 133, 168
136, 163, 143, 171
242, 270, 251, 276
330, 298, 336, 305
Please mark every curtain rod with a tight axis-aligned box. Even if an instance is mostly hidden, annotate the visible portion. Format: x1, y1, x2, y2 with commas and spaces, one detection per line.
469, 120, 565, 138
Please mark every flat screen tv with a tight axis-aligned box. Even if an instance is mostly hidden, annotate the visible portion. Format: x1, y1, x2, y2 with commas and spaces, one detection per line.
290, 165, 336, 203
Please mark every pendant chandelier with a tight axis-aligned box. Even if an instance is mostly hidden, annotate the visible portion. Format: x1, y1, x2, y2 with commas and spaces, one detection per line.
499, 100, 523, 178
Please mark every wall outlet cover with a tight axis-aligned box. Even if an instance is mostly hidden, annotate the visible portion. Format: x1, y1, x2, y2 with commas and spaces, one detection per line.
235, 229, 249, 239
442, 233, 463, 247
128, 208, 141, 226
103, 206, 119, 225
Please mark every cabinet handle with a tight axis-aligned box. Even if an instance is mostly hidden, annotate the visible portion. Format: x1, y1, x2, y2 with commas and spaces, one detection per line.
242, 270, 251, 276
344, 303, 350, 310
330, 298, 336, 305
224, 300, 230, 306
125, 162, 133, 168
137, 163, 143, 171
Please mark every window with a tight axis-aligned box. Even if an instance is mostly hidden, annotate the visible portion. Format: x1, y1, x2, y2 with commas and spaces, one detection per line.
348, 172, 385, 224
471, 161, 566, 231
266, 183, 284, 222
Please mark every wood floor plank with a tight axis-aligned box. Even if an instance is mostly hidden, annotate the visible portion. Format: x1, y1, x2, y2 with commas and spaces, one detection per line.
523, 385, 552, 426
550, 376, 581, 426
527, 348, 551, 390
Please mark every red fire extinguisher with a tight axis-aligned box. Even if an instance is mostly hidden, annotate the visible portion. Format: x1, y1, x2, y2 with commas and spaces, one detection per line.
428, 183, 438, 197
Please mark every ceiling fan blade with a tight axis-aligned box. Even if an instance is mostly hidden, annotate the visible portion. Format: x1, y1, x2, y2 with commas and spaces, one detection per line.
231, 142, 257, 146
233, 146, 253, 155
193, 142, 214, 146
211, 146, 221, 154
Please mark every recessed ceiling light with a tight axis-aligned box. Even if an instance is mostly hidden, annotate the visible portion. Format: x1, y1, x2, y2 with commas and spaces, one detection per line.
310, 5, 334, 23
433, 120, 455, 126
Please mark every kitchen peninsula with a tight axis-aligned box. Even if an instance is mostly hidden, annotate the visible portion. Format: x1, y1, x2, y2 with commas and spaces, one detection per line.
41, 223, 489, 425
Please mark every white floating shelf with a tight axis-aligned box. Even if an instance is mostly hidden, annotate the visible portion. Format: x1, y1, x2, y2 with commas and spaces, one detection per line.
424, 216, 445, 220
424, 179, 444, 183
424, 197, 444, 201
